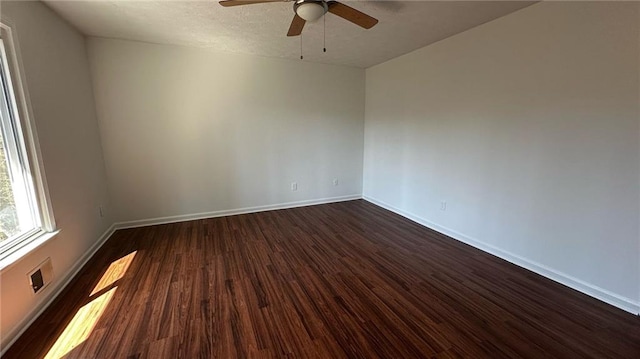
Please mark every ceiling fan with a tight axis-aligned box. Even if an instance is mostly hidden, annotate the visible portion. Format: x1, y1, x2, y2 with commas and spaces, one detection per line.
218, 0, 379, 37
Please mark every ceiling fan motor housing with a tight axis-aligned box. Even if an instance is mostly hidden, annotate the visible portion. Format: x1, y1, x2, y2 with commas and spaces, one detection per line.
294, 0, 328, 22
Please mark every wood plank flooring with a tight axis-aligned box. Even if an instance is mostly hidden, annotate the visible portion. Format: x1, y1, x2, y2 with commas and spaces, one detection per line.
4, 200, 640, 358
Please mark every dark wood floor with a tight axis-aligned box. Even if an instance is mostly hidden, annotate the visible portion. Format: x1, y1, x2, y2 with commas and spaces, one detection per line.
4, 200, 640, 358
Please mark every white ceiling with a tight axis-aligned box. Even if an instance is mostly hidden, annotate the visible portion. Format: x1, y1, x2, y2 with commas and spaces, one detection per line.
42, 0, 535, 68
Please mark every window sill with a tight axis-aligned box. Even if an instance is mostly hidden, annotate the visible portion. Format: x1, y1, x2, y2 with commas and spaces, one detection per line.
0, 229, 61, 271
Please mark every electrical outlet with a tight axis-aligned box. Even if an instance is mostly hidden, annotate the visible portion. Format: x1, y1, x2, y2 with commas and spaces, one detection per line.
332, 178, 338, 186
291, 182, 297, 191
440, 201, 447, 211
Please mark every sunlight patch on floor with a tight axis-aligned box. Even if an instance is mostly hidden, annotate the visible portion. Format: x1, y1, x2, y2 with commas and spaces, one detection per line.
44, 251, 137, 359
43, 287, 117, 359
91, 251, 137, 296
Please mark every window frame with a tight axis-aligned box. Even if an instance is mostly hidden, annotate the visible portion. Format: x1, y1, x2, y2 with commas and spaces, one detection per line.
0, 21, 57, 271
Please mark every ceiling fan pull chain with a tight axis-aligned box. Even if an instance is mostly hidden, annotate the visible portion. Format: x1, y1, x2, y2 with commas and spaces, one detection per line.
300, 33, 303, 60
323, 14, 326, 53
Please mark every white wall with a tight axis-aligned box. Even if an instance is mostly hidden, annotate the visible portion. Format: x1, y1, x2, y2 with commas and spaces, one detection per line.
0, 0, 112, 350
88, 38, 365, 224
1, 1, 636, 352
364, 1, 640, 312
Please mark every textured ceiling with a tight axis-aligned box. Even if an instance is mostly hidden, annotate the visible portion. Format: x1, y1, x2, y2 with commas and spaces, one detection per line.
42, 0, 535, 68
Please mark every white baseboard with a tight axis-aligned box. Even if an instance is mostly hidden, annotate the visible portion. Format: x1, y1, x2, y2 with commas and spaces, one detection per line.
1, 224, 116, 356
363, 195, 640, 315
6, 193, 633, 355
114, 194, 363, 230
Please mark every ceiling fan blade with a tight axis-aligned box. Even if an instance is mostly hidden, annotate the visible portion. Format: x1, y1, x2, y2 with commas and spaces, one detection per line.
219, 0, 285, 7
327, 1, 378, 29
287, 14, 306, 37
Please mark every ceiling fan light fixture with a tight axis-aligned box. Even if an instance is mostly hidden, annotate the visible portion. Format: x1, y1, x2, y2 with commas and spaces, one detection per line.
295, 0, 327, 22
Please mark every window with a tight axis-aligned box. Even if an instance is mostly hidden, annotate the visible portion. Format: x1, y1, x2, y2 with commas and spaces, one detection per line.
0, 23, 56, 269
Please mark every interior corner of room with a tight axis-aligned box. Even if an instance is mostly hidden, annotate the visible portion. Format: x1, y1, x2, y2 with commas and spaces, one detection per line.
0, 0, 638, 357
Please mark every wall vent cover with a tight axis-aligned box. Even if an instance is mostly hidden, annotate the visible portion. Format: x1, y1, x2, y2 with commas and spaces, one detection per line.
28, 258, 53, 294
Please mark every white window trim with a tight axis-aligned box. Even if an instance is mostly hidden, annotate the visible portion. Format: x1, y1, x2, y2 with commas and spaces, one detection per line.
0, 20, 58, 271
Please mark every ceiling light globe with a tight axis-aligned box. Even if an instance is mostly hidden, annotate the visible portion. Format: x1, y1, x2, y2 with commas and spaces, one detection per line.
296, 2, 326, 22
